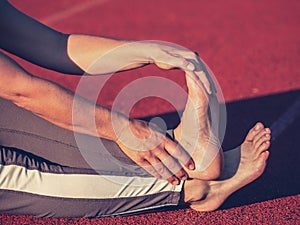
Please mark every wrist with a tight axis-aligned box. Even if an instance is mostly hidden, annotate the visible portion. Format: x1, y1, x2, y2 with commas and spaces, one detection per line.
93, 107, 127, 142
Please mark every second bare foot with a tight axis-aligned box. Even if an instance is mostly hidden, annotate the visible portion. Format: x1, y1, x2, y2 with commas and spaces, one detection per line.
185, 122, 271, 211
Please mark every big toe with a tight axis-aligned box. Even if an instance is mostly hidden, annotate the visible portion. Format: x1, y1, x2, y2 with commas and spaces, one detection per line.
245, 122, 265, 142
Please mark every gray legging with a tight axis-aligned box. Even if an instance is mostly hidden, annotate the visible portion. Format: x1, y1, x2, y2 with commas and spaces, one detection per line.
0, 97, 183, 217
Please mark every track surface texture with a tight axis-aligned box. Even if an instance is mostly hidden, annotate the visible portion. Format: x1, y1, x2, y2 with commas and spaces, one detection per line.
1, 0, 300, 224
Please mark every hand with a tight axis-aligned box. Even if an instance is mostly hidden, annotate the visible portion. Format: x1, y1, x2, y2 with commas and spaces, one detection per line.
115, 119, 195, 185
138, 41, 214, 94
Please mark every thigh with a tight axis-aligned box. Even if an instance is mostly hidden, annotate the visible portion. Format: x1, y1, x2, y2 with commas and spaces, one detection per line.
0, 97, 90, 168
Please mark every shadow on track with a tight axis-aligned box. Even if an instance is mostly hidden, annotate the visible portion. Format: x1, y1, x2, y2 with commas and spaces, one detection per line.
142, 89, 300, 210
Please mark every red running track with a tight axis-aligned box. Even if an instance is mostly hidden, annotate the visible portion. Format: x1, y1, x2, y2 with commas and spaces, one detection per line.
1, 0, 300, 224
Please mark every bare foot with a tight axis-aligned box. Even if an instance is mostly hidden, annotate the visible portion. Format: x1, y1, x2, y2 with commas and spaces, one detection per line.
185, 122, 271, 211
174, 71, 223, 180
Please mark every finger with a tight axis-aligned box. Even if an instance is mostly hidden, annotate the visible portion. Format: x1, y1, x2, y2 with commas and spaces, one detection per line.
184, 62, 212, 95
167, 176, 180, 186
147, 156, 174, 181
194, 54, 217, 94
137, 159, 162, 179
185, 70, 209, 101
154, 52, 195, 71
164, 138, 195, 170
195, 70, 212, 95
157, 150, 188, 181
164, 48, 214, 92
147, 156, 180, 185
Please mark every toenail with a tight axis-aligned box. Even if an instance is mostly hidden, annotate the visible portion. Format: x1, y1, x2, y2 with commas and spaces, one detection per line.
265, 134, 270, 138
265, 128, 270, 132
255, 124, 260, 130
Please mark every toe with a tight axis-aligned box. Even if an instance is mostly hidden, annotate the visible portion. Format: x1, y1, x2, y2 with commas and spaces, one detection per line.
257, 140, 271, 153
255, 150, 269, 174
253, 130, 271, 147
245, 122, 264, 142
261, 150, 270, 160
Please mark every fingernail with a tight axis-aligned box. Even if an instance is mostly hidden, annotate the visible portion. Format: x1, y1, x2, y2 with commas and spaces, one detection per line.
172, 179, 179, 185
188, 163, 195, 170
187, 63, 195, 71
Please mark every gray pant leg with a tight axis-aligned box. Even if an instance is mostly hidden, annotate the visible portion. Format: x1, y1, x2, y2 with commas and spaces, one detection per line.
0, 98, 184, 217
0, 97, 147, 175
0, 146, 183, 217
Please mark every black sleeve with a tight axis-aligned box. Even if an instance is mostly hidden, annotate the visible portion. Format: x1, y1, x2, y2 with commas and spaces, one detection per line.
0, 0, 84, 75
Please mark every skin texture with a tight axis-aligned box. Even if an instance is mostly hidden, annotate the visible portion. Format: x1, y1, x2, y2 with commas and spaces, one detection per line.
67, 34, 216, 184
174, 71, 223, 180
0, 43, 271, 213
183, 122, 271, 212
0, 51, 196, 185
0, 1, 271, 213
67, 35, 212, 93
0, 3, 214, 183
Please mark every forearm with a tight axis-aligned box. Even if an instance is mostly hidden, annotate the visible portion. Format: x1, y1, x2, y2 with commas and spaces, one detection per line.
67, 35, 149, 74
0, 53, 126, 141
1, 1, 212, 93
20, 78, 125, 141
67, 35, 195, 75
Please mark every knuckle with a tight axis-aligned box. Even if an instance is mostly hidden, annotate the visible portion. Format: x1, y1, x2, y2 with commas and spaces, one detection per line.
152, 147, 165, 157
135, 158, 146, 165
139, 150, 152, 158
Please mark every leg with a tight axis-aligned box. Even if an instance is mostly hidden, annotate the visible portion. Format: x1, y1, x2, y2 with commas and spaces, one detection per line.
182, 122, 271, 211
0, 91, 184, 217
0, 145, 182, 217
0, 96, 157, 177
174, 71, 223, 180
0, 51, 147, 175
0, 51, 192, 184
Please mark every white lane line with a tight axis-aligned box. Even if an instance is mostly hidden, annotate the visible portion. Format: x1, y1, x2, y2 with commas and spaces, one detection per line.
42, 0, 109, 25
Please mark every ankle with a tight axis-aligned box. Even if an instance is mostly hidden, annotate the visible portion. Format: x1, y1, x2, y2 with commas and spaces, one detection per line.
183, 179, 209, 203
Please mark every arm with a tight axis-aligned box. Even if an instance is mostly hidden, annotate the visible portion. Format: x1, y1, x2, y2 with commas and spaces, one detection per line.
0, 1, 212, 93
0, 52, 195, 184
